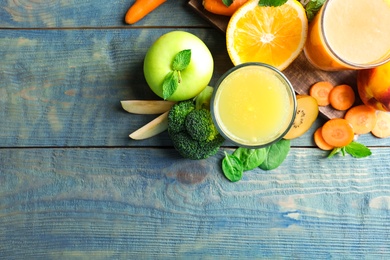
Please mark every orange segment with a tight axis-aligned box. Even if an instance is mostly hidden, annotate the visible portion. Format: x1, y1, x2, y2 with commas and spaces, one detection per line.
226, 0, 308, 70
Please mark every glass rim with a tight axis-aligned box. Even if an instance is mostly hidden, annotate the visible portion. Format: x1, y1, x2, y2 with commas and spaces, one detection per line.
210, 62, 297, 149
320, 0, 390, 69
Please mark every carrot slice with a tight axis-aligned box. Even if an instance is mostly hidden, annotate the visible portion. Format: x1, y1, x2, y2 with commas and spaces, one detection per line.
309, 81, 333, 106
344, 105, 377, 135
321, 118, 354, 147
314, 126, 335, 151
203, 0, 249, 16
329, 84, 355, 111
371, 110, 390, 138
125, 0, 167, 25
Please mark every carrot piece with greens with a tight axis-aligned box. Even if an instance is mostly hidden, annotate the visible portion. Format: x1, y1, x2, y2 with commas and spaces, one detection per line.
371, 110, 390, 138
344, 104, 377, 135
321, 118, 355, 147
329, 84, 355, 111
125, 0, 167, 25
314, 126, 335, 151
202, 0, 249, 16
309, 81, 333, 106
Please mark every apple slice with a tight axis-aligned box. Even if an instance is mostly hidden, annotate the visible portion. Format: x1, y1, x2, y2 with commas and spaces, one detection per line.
129, 111, 168, 140
284, 95, 319, 139
121, 100, 175, 114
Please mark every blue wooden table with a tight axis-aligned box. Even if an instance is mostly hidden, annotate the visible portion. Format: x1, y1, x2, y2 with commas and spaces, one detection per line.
1, 1, 390, 258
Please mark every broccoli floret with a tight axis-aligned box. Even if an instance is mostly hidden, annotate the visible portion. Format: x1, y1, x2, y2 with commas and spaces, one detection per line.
171, 131, 225, 160
185, 109, 218, 142
167, 100, 195, 134
167, 87, 225, 160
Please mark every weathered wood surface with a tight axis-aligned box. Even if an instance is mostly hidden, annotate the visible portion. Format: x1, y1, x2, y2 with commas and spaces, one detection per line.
1, 0, 390, 258
0, 0, 208, 28
1, 148, 390, 258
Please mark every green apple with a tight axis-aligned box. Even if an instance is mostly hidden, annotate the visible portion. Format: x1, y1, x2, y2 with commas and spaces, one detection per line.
143, 31, 214, 101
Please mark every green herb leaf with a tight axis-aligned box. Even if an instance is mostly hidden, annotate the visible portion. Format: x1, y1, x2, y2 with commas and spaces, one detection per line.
162, 49, 192, 99
172, 49, 191, 71
258, 0, 288, 7
222, 152, 244, 182
222, 0, 234, 7
162, 71, 179, 100
327, 141, 371, 158
328, 147, 341, 158
304, 0, 326, 22
345, 141, 372, 158
233, 147, 267, 171
259, 139, 290, 170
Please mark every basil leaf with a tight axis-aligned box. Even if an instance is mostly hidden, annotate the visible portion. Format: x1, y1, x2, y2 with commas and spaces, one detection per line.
233, 147, 267, 171
258, 0, 288, 7
305, 0, 326, 22
162, 71, 179, 100
222, 0, 234, 7
259, 139, 290, 170
172, 49, 191, 71
222, 152, 244, 182
345, 141, 372, 158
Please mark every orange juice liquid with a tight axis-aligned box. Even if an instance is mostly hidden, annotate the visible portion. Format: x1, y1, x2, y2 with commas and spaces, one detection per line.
212, 64, 295, 147
304, 0, 390, 70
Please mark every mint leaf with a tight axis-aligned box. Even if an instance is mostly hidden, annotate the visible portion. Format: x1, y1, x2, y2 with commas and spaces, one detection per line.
162, 49, 192, 99
222, 0, 234, 7
305, 0, 326, 21
162, 71, 179, 100
172, 49, 191, 71
345, 141, 372, 158
258, 0, 288, 7
327, 141, 371, 158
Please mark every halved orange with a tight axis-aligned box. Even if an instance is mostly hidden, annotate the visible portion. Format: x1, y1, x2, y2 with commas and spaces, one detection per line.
226, 0, 308, 70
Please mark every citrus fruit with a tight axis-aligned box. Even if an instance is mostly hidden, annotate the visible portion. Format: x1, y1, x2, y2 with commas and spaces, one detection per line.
226, 0, 308, 70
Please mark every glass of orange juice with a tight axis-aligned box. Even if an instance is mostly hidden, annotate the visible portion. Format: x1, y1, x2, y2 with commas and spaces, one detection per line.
304, 0, 390, 71
211, 63, 296, 148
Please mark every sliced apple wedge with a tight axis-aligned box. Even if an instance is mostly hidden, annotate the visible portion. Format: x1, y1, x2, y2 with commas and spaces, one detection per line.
129, 111, 169, 140
121, 100, 175, 114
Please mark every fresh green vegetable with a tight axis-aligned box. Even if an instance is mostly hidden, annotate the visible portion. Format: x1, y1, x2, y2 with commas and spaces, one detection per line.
259, 139, 291, 170
167, 100, 195, 134
195, 86, 213, 110
304, 0, 326, 22
222, 152, 244, 182
328, 141, 371, 159
162, 49, 191, 99
222, 139, 291, 182
258, 0, 288, 7
233, 147, 267, 171
167, 88, 225, 160
185, 109, 219, 142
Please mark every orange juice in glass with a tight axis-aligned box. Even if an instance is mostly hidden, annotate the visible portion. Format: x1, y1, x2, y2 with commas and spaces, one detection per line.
211, 63, 296, 148
304, 0, 390, 71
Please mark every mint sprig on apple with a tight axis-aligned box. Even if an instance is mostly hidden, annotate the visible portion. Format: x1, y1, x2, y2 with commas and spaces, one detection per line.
162, 49, 191, 99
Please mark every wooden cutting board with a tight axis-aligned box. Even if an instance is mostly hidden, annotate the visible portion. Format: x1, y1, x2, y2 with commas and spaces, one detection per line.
188, 0, 360, 119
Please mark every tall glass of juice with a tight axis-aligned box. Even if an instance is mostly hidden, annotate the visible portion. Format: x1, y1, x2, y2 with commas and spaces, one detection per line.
304, 0, 390, 71
211, 63, 296, 148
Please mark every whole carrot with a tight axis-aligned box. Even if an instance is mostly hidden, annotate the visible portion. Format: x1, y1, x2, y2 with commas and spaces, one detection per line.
125, 0, 167, 24
202, 0, 249, 16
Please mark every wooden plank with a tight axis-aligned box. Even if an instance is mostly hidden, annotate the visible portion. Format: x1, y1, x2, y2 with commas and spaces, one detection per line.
0, 28, 230, 147
0, 0, 209, 28
1, 28, 389, 148
1, 147, 390, 258
188, 0, 360, 120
